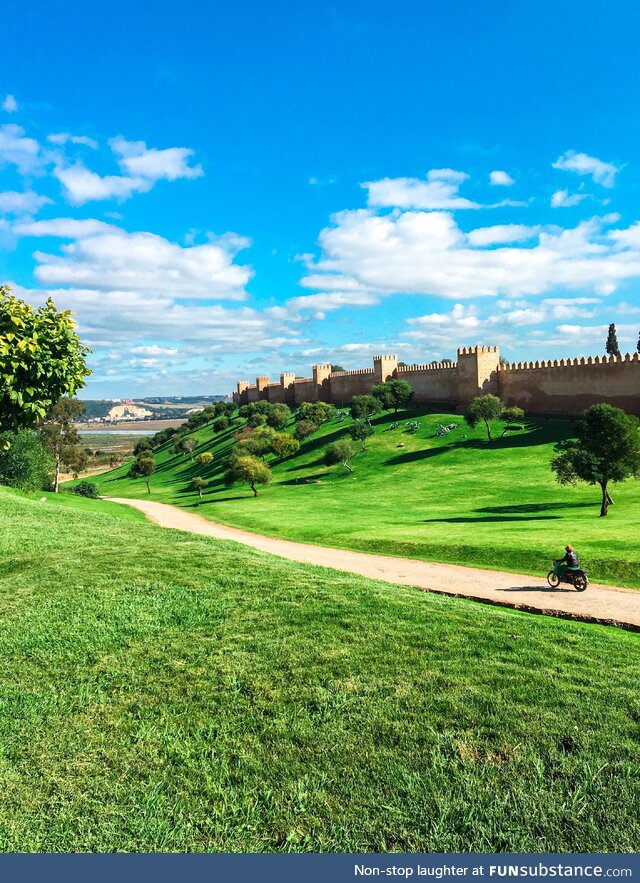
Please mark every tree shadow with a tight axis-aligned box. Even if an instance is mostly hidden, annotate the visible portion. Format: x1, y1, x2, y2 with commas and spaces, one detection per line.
385, 427, 554, 466
478, 502, 594, 514
280, 472, 334, 485
498, 585, 578, 594
422, 515, 561, 523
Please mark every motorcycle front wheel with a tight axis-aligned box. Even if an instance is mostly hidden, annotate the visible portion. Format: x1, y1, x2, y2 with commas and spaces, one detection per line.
573, 574, 588, 592
547, 571, 560, 588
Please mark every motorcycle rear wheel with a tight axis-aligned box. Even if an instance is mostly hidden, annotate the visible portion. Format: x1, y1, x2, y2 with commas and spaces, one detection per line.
547, 571, 560, 588
573, 574, 588, 592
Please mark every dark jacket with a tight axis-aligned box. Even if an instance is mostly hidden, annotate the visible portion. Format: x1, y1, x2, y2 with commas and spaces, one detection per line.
560, 550, 579, 567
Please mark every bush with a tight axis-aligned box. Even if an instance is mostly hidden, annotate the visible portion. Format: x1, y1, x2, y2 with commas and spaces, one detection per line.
212, 417, 229, 433
71, 481, 99, 498
294, 420, 318, 441
0, 430, 52, 491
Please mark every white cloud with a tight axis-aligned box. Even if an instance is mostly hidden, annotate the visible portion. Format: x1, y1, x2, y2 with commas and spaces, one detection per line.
131, 345, 179, 357
2, 95, 18, 113
0, 190, 52, 217
467, 224, 540, 247
53, 163, 149, 204
551, 189, 587, 208
552, 150, 619, 188
363, 168, 481, 210
109, 135, 203, 181
303, 208, 640, 302
489, 170, 514, 186
0, 124, 42, 174
47, 132, 98, 149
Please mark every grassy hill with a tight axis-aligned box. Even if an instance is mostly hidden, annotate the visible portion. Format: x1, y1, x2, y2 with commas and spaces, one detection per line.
1, 485, 640, 851
89, 407, 640, 588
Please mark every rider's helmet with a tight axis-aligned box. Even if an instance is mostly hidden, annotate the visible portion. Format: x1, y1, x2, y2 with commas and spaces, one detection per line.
566, 545, 573, 551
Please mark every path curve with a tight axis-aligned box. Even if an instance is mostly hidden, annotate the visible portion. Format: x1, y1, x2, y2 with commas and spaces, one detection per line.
108, 497, 640, 632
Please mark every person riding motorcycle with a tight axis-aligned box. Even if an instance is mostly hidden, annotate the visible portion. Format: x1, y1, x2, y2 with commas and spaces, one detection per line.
556, 545, 579, 580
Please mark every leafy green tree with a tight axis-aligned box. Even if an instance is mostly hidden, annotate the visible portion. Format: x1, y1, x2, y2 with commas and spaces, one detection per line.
348, 420, 374, 450
551, 403, 640, 516
191, 476, 208, 498
133, 438, 153, 457
0, 285, 91, 432
129, 452, 155, 494
212, 416, 229, 433
180, 438, 196, 461
39, 397, 86, 492
224, 452, 271, 496
247, 412, 267, 428
270, 433, 300, 459
330, 364, 345, 372
349, 395, 380, 426
294, 419, 318, 441
197, 451, 214, 467
464, 394, 505, 441
371, 380, 414, 413
236, 426, 276, 458
499, 405, 526, 437
296, 401, 335, 425
265, 403, 291, 430
606, 323, 621, 357
71, 481, 99, 498
0, 429, 52, 490
325, 438, 356, 473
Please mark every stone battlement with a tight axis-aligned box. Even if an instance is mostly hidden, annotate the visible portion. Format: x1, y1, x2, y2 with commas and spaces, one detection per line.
233, 346, 640, 416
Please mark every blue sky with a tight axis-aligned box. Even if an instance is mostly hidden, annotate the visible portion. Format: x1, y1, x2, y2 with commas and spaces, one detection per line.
2, 0, 640, 397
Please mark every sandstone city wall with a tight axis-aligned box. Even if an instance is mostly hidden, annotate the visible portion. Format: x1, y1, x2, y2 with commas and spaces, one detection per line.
233, 346, 640, 417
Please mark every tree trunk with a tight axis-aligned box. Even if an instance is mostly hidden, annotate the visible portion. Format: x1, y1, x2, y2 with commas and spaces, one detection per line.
198, 489, 203, 498
600, 482, 609, 517
343, 461, 353, 473
53, 456, 61, 493
251, 481, 258, 496
146, 477, 151, 494
485, 419, 493, 441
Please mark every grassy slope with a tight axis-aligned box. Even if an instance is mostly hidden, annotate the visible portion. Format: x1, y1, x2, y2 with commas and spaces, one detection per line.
1, 485, 640, 852
89, 409, 640, 588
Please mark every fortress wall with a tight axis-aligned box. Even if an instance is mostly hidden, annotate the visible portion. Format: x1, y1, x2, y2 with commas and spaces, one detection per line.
246, 385, 259, 403
329, 369, 376, 405
265, 382, 284, 404
292, 378, 316, 404
396, 364, 458, 402
498, 354, 640, 416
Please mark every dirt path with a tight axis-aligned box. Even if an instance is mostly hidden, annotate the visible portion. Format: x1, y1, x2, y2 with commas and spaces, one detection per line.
108, 497, 640, 632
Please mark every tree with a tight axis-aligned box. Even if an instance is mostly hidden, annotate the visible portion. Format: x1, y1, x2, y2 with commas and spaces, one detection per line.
191, 476, 208, 499
0, 430, 52, 491
39, 397, 86, 492
637, 331, 640, 354
551, 403, 640, 516
371, 380, 414, 414
294, 419, 318, 441
0, 285, 91, 432
330, 364, 345, 372
236, 426, 276, 458
499, 405, 525, 437
464, 394, 505, 441
350, 395, 380, 426
224, 452, 271, 496
325, 438, 356, 473
348, 420, 374, 451
212, 416, 229, 433
180, 438, 196, 461
270, 433, 300, 459
133, 438, 153, 457
129, 452, 155, 494
297, 401, 335, 425
265, 403, 291, 430
197, 451, 213, 467
606, 323, 622, 357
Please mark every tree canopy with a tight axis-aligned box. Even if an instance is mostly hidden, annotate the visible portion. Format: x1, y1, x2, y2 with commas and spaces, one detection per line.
464, 395, 505, 441
371, 380, 414, 413
39, 397, 87, 492
129, 452, 155, 494
349, 395, 380, 425
551, 403, 640, 516
606, 323, 621, 358
0, 286, 91, 432
224, 452, 271, 496
325, 438, 356, 473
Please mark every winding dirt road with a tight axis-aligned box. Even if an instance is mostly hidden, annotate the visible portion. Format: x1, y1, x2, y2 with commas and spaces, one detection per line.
108, 497, 640, 632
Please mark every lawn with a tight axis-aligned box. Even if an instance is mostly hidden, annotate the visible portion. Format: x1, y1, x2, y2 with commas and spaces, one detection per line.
88, 407, 640, 589
0, 485, 639, 851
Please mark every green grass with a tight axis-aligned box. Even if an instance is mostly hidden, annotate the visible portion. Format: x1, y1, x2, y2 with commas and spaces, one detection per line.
1, 485, 640, 851
88, 408, 640, 589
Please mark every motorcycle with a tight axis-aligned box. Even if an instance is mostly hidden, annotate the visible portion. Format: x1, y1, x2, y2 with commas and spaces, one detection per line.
547, 560, 588, 591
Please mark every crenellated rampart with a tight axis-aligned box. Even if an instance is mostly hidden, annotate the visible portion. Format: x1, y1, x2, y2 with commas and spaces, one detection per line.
233, 347, 640, 416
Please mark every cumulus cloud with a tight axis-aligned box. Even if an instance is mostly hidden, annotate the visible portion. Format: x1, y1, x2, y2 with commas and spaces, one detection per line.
363, 168, 482, 210
552, 150, 619, 188
0, 190, 52, 217
47, 132, 98, 149
467, 224, 540, 247
109, 135, 203, 181
489, 170, 514, 186
551, 189, 587, 208
2, 95, 18, 113
302, 208, 640, 302
0, 124, 42, 174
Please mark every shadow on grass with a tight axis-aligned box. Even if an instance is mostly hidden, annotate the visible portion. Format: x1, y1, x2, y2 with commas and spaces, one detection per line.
478, 502, 594, 514
280, 472, 334, 485
386, 428, 556, 466
422, 515, 562, 523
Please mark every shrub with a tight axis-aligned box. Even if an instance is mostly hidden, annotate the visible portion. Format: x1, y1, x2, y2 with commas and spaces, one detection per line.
71, 481, 99, 498
294, 420, 318, 441
0, 430, 52, 491
325, 438, 356, 473
212, 417, 229, 433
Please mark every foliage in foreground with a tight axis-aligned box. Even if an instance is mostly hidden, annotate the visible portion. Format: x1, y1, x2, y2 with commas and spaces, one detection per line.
0, 486, 639, 852
0, 429, 52, 490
